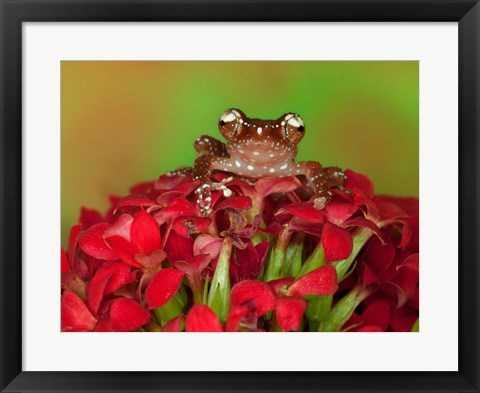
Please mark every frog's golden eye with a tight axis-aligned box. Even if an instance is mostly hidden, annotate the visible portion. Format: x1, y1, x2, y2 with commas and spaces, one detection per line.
284, 113, 305, 143
219, 109, 242, 138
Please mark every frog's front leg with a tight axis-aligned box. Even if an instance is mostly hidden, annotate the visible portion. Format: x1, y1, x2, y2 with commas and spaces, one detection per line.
193, 154, 235, 213
296, 161, 346, 209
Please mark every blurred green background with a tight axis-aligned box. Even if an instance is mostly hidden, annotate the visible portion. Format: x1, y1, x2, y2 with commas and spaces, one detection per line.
61, 61, 418, 247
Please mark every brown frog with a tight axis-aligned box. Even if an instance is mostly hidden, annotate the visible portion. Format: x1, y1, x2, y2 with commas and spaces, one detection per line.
190, 108, 346, 212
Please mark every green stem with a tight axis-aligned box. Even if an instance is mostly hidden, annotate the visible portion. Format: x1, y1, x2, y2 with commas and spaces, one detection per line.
207, 238, 233, 322
153, 289, 186, 324
306, 294, 333, 322
333, 227, 374, 282
297, 242, 325, 278
318, 285, 371, 332
282, 232, 304, 278
264, 228, 292, 282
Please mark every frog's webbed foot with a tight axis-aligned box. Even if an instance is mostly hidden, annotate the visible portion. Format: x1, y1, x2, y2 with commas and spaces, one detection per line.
295, 161, 346, 209
195, 177, 234, 214
193, 154, 234, 214
195, 183, 214, 214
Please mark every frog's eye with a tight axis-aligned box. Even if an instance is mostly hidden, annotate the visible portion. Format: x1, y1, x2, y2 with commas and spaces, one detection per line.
219, 109, 242, 138
284, 113, 305, 143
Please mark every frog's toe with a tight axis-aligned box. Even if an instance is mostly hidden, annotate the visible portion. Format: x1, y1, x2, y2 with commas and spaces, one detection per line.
313, 196, 327, 210
195, 183, 213, 214
313, 190, 332, 210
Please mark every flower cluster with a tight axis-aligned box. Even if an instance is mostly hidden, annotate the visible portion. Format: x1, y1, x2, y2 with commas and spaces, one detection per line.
61, 169, 419, 332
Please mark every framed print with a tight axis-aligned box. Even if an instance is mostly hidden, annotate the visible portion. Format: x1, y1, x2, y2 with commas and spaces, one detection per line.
1, 0, 479, 392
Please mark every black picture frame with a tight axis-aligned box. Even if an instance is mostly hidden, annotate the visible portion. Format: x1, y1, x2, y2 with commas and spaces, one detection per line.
1, 1, 479, 392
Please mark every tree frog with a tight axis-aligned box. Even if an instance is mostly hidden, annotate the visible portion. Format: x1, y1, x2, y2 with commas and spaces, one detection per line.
191, 108, 346, 212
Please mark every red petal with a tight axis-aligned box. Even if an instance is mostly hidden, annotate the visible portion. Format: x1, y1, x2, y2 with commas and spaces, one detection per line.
275, 297, 307, 331
61, 249, 70, 273
104, 214, 133, 241
105, 235, 142, 268
268, 278, 295, 295
342, 217, 386, 244
129, 180, 155, 194
68, 224, 81, 271
377, 201, 409, 221
156, 190, 188, 208
103, 261, 133, 295
86, 261, 132, 315
321, 222, 353, 262
109, 298, 151, 331
130, 210, 161, 254
344, 169, 375, 199
408, 287, 419, 310
135, 250, 167, 270
357, 325, 383, 332
230, 280, 277, 316
144, 268, 185, 310
61, 291, 96, 332
393, 266, 419, 294
362, 299, 392, 331
114, 194, 156, 213
324, 202, 357, 225
214, 196, 252, 211
397, 253, 419, 271
390, 307, 418, 332
78, 223, 118, 260
378, 196, 419, 218
164, 230, 194, 263
364, 236, 395, 277
225, 305, 249, 332
288, 265, 338, 297
185, 304, 223, 332
173, 216, 211, 237
62, 271, 86, 299
277, 202, 325, 223
362, 263, 381, 286
193, 234, 223, 259
93, 320, 114, 332
288, 218, 324, 236
187, 254, 211, 270
154, 197, 197, 225
255, 176, 303, 199
163, 316, 184, 332
230, 240, 269, 284
341, 312, 363, 331
154, 173, 187, 191
79, 207, 103, 229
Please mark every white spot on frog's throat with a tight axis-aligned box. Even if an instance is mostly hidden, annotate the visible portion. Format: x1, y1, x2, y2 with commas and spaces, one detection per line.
280, 163, 288, 170
269, 168, 275, 173
269, 153, 275, 158
253, 151, 260, 156
247, 165, 255, 171
257, 127, 263, 135
235, 160, 241, 168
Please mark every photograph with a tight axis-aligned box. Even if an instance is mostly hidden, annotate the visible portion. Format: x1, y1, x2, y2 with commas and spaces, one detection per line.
60, 61, 419, 333
2, 0, 479, 390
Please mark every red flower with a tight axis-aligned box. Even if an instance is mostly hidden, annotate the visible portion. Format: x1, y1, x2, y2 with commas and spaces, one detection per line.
185, 304, 223, 332
144, 268, 185, 309
62, 168, 418, 333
